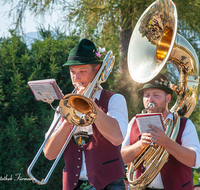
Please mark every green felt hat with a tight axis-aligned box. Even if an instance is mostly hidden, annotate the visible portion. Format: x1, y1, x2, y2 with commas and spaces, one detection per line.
63, 38, 102, 66
137, 73, 173, 96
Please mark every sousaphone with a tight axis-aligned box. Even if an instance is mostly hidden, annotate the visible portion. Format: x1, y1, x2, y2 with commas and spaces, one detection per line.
127, 0, 199, 189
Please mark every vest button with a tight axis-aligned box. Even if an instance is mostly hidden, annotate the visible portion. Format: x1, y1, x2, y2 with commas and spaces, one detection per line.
76, 174, 78, 176
78, 158, 81, 160
74, 183, 77, 185
77, 166, 80, 168
78, 150, 81, 152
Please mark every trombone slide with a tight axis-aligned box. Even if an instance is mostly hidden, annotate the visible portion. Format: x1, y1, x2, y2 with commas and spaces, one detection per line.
27, 115, 77, 185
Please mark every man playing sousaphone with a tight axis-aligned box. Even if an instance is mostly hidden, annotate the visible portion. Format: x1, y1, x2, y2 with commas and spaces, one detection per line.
44, 39, 128, 190
121, 73, 200, 190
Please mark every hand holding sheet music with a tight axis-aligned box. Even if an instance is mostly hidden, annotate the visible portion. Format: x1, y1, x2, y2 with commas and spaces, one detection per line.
136, 113, 165, 134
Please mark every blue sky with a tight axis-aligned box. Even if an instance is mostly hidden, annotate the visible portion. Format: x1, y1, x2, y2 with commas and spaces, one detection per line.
0, 3, 62, 37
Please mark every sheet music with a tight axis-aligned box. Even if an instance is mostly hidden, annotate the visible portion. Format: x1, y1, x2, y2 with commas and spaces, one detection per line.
136, 114, 164, 133
30, 83, 59, 100
28, 79, 64, 101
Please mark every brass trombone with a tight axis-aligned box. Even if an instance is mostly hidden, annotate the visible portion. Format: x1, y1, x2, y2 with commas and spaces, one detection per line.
27, 51, 115, 185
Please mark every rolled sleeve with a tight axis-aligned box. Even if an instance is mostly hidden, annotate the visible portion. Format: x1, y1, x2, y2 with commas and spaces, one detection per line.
107, 93, 128, 139
181, 119, 200, 168
122, 117, 135, 148
45, 107, 62, 139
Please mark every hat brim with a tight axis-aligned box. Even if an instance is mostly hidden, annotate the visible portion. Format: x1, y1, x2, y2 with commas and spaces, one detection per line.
137, 83, 173, 97
63, 59, 102, 66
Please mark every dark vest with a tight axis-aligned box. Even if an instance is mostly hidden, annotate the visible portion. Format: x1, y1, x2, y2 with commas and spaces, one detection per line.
62, 90, 125, 190
130, 116, 193, 190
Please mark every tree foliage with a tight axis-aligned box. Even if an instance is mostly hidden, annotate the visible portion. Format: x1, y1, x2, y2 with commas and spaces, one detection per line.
0, 28, 79, 189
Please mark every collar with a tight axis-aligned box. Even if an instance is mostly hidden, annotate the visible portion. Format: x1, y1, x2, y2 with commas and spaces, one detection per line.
165, 111, 173, 121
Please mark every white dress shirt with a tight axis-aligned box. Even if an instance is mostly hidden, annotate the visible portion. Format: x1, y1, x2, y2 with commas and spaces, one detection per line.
122, 112, 200, 189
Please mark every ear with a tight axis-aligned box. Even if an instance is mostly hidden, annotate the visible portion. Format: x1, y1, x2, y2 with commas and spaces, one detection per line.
95, 64, 101, 72
166, 94, 171, 103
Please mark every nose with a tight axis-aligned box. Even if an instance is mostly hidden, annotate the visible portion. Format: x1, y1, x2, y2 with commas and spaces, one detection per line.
73, 73, 81, 82
145, 94, 154, 103
148, 94, 154, 101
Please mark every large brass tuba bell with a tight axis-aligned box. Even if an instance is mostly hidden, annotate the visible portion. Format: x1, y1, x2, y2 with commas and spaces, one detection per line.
127, 0, 199, 189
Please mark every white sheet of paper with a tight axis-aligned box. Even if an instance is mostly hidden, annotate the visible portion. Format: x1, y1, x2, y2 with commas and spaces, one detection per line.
136, 114, 164, 133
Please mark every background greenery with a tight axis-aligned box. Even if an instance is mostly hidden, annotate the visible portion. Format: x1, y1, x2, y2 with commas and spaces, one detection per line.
0, 0, 200, 189
0, 30, 80, 189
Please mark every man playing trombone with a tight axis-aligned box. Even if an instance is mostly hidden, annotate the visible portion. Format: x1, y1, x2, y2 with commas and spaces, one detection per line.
44, 39, 128, 190
121, 73, 200, 190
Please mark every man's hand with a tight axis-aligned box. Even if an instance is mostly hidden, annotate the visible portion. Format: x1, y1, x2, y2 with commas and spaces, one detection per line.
140, 132, 152, 148
148, 125, 168, 146
147, 124, 196, 167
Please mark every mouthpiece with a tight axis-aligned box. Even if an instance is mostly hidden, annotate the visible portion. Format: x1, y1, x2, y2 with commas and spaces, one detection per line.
142, 103, 155, 113
148, 103, 155, 109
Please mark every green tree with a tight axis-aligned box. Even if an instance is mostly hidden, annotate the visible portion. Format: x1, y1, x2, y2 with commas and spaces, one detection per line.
0, 28, 79, 189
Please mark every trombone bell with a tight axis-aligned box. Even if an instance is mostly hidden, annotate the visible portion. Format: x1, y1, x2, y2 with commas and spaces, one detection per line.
59, 94, 97, 126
